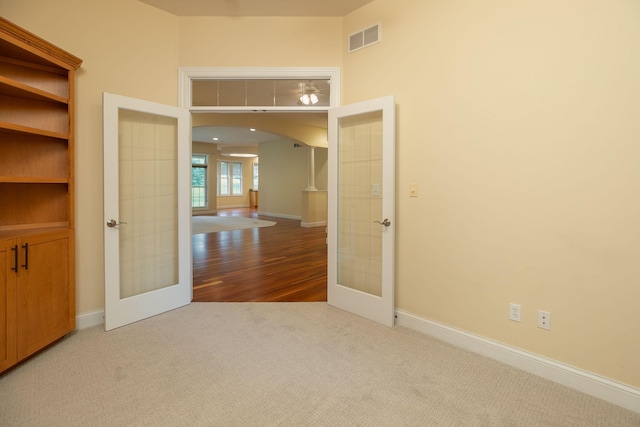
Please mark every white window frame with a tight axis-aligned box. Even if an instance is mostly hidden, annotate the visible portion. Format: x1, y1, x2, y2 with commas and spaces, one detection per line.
191, 154, 208, 208
218, 160, 243, 196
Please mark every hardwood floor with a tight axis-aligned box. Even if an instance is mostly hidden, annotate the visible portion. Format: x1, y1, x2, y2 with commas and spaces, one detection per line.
192, 208, 328, 302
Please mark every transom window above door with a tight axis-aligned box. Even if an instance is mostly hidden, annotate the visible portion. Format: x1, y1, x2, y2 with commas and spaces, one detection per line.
192, 79, 331, 108
179, 67, 340, 112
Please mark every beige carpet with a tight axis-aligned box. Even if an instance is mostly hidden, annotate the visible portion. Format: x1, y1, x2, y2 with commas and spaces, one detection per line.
192, 215, 276, 234
1, 303, 639, 426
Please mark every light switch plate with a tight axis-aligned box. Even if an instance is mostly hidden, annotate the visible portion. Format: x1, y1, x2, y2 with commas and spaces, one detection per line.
409, 183, 418, 197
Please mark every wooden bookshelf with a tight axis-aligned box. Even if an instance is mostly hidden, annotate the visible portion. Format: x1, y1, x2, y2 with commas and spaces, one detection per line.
0, 17, 81, 373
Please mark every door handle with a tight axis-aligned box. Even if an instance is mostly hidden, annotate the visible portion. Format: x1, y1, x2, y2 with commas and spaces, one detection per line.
374, 218, 391, 227
106, 219, 127, 228
21, 243, 28, 270
11, 244, 18, 273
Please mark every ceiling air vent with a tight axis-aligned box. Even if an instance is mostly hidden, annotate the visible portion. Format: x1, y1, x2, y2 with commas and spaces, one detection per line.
348, 24, 380, 53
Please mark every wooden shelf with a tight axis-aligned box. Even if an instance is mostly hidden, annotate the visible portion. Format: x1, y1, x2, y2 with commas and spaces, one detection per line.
0, 120, 67, 139
0, 176, 68, 183
0, 75, 68, 104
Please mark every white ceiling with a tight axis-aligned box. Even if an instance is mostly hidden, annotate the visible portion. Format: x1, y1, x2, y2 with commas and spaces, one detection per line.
192, 111, 328, 151
193, 126, 278, 144
138, 0, 374, 17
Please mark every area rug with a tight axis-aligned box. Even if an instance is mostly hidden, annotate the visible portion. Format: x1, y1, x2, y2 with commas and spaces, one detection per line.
192, 215, 276, 234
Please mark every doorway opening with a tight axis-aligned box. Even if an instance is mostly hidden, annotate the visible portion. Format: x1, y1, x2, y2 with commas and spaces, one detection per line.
181, 67, 339, 302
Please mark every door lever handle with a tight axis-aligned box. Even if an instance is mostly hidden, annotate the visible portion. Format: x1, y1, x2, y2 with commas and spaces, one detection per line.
374, 218, 391, 227
106, 219, 127, 228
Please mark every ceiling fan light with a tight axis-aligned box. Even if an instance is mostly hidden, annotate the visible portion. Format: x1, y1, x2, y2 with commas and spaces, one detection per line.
220, 145, 259, 158
227, 153, 258, 158
309, 93, 319, 104
300, 93, 311, 105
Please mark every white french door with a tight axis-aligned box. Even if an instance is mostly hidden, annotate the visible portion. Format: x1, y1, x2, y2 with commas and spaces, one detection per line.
327, 96, 396, 327
103, 93, 192, 331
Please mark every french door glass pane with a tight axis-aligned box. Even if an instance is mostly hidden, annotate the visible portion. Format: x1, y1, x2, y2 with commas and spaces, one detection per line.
337, 110, 383, 297
118, 109, 178, 298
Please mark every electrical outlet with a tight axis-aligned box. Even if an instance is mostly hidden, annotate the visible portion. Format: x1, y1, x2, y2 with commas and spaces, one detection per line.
537, 310, 551, 330
509, 303, 522, 322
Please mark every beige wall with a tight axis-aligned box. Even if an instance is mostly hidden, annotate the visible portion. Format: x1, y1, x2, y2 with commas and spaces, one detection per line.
256, 144, 326, 218
258, 141, 309, 218
178, 16, 343, 67
343, 0, 640, 387
2, 0, 639, 389
314, 148, 328, 191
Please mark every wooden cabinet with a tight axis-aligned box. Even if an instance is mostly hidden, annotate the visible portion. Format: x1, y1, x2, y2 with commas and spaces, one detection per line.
0, 241, 16, 372
0, 17, 81, 373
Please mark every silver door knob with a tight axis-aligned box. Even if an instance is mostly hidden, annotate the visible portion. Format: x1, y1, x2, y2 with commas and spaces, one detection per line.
106, 219, 127, 227
374, 218, 391, 227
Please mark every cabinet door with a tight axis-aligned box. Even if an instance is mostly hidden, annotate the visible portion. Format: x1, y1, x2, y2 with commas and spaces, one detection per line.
16, 231, 70, 359
0, 240, 17, 372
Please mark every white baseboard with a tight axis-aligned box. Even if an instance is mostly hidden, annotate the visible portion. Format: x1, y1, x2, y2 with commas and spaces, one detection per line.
301, 221, 327, 228
257, 211, 301, 220
395, 309, 640, 414
218, 204, 249, 209
75, 310, 104, 330
192, 210, 217, 216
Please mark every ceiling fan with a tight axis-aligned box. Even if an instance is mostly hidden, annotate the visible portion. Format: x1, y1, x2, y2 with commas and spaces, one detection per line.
298, 80, 327, 105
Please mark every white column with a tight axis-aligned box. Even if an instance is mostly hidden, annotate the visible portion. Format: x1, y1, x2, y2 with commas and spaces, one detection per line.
306, 146, 317, 191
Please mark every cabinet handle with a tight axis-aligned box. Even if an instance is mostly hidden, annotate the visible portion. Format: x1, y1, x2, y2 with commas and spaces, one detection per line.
11, 244, 18, 273
21, 243, 28, 270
